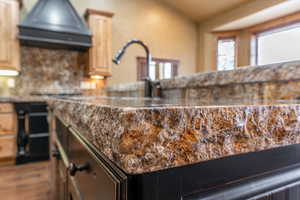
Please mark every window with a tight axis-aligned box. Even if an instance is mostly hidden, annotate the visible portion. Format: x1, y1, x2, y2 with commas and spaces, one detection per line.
217, 38, 236, 71
137, 57, 179, 81
255, 23, 300, 65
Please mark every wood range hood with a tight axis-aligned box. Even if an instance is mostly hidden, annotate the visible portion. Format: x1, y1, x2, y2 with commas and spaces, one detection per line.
18, 0, 91, 51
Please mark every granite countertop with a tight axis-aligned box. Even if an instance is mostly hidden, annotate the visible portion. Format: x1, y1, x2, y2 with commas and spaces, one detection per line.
49, 96, 300, 174
0, 96, 49, 103
105, 60, 300, 92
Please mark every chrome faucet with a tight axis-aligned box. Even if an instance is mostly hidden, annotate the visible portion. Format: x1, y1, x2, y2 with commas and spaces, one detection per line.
112, 40, 154, 98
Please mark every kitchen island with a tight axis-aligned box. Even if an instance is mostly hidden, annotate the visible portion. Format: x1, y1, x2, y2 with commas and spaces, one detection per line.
48, 96, 300, 200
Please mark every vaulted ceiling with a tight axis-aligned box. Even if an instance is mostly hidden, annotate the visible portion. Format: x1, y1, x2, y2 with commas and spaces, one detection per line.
158, 0, 252, 22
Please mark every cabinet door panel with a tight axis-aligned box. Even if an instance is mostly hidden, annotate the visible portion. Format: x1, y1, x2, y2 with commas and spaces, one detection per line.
0, 1, 10, 66
0, 113, 16, 135
0, 103, 14, 113
0, 0, 20, 71
58, 157, 68, 200
68, 129, 120, 200
89, 15, 112, 76
287, 185, 300, 199
68, 177, 83, 200
0, 135, 16, 159
255, 186, 300, 200
29, 113, 48, 134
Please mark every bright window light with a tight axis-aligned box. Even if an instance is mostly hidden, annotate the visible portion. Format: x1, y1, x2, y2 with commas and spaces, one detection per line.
90, 75, 104, 80
0, 70, 19, 76
217, 38, 236, 71
149, 61, 156, 81
257, 25, 300, 65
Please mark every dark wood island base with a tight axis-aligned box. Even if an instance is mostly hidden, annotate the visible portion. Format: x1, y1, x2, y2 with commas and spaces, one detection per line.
50, 115, 300, 200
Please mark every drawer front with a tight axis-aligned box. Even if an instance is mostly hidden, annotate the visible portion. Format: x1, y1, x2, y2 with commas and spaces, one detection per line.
29, 113, 48, 134
0, 113, 16, 135
0, 103, 14, 113
29, 136, 49, 161
69, 177, 83, 200
0, 135, 16, 159
57, 156, 68, 200
68, 129, 120, 200
28, 102, 47, 113
56, 118, 69, 154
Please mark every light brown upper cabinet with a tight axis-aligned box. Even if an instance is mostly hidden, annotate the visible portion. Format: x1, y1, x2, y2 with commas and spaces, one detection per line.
84, 9, 114, 77
0, 0, 20, 72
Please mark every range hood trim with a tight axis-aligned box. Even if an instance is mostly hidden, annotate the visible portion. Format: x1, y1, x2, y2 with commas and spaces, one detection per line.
18, 25, 92, 37
19, 0, 92, 51
19, 35, 92, 47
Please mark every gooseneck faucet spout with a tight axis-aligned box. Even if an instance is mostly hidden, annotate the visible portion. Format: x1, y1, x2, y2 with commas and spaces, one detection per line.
113, 40, 153, 98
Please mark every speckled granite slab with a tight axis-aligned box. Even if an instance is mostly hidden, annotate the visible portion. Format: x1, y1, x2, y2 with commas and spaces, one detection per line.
159, 61, 300, 89
105, 60, 300, 92
0, 96, 49, 103
49, 97, 300, 174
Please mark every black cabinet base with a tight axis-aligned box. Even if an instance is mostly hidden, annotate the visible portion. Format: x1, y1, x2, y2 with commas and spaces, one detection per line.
16, 154, 49, 165
14, 102, 49, 165
126, 144, 300, 200
55, 117, 300, 200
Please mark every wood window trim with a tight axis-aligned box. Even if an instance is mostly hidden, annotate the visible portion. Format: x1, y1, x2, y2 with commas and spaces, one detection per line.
251, 35, 259, 65
137, 56, 180, 64
248, 10, 300, 35
213, 32, 239, 71
136, 57, 179, 81
209, 11, 300, 69
213, 31, 240, 40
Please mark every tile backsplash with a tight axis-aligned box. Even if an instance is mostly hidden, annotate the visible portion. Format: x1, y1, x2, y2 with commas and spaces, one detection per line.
0, 46, 104, 96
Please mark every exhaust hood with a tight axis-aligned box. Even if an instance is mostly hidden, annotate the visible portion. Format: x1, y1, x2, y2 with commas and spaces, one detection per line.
19, 0, 91, 51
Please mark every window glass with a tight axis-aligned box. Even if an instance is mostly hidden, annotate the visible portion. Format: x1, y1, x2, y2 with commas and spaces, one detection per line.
164, 63, 172, 79
137, 58, 179, 81
149, 61, 156, 81
158, 62, 173, 80
257, 25, 300, 65
217, 39, 236, 71
158, 63, 163, 80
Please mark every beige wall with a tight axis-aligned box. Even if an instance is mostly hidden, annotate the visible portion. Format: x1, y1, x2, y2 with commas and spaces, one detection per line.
22, 0, 198, 86
16, 0, 292, 89
197, 0, 288, 73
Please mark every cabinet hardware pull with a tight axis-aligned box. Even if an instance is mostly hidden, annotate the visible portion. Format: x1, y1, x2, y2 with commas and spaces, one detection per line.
69, 162, 90, 176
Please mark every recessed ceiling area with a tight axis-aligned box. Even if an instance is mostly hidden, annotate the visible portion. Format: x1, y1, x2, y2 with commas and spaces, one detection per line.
215, 0, 300, 31
158, 0, 252, 22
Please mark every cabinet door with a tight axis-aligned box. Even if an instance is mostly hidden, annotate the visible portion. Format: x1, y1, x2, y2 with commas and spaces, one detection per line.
68, 177, 83, 200
58, 156, 68, 200
0, 135, 16, 166
0, 113, 17, 135
256, 185, 300, 200
68, 128, 121, 200
0, 0, 20, 71
50, 144, 66, 200
54, 123, 69, 200
88, 14, 112, 77
0, 103, 14, 113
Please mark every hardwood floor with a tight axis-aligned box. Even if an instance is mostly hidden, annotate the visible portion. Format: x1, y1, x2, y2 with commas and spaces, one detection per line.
0, 162, 50, 200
